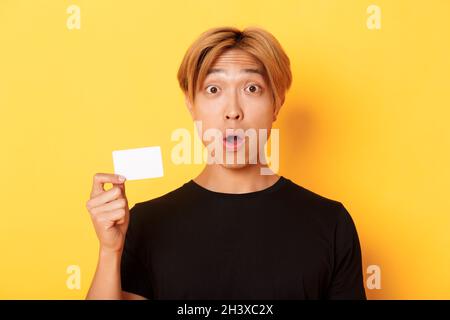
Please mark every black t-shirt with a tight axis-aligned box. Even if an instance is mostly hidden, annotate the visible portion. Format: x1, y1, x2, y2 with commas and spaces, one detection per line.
120, 176, 366, 300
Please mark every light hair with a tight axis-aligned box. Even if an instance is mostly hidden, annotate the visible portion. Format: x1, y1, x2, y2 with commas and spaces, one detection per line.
177, 26, 292, 110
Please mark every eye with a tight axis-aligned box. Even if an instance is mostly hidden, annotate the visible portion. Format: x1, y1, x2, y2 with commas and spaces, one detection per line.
245, 84, 262, 94
205, 85, 219, 94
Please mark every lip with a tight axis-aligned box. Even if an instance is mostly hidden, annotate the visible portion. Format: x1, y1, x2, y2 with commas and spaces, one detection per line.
223, 134, 245, 152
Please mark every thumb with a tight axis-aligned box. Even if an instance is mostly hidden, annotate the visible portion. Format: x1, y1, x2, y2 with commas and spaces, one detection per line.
116, 181, 126, 195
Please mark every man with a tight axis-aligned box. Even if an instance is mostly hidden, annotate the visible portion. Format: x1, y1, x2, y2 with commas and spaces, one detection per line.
85, 26, 366, 300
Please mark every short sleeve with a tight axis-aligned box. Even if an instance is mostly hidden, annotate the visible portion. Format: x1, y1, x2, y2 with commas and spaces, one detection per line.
327, 203, 366, 300
120, 204, 153, 299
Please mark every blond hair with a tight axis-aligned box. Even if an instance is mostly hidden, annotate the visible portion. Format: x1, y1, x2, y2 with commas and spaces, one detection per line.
177, 26, 292, 110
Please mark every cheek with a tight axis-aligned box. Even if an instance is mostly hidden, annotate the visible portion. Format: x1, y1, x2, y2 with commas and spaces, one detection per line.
244, 98, 275, 127
192, 101, 225, 134
195, 93, 227, 111
196, 103, 220, 126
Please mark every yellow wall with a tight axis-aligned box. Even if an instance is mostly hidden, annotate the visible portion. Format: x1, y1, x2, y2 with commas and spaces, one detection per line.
1, 0, 449, 299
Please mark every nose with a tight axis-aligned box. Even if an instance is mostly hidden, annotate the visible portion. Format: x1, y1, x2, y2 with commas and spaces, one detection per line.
224, 93, 244, 121
225, 110, 241, 120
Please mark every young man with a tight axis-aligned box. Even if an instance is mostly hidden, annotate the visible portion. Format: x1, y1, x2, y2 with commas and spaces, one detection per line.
85, 26, 366, 300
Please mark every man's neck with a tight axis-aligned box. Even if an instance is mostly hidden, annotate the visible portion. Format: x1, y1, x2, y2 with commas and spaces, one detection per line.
193, 164, 280, 194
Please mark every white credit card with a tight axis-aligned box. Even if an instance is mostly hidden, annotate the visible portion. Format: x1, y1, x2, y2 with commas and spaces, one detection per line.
112, 146, 164, 181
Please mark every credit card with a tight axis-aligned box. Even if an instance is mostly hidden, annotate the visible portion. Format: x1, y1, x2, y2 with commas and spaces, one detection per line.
112, 146, 164, 181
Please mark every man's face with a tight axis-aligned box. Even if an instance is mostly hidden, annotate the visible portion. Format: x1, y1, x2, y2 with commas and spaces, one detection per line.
186, 48, 278, 169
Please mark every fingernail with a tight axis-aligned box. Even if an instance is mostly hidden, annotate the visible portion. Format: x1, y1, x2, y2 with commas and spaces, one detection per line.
118, 175, 126, 182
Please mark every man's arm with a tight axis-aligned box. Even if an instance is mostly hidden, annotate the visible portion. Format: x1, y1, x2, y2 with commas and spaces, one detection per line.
122, 291, 147, 300
85, 249, 120, 299
86, 249, 147, 300
327, 203, 366, 300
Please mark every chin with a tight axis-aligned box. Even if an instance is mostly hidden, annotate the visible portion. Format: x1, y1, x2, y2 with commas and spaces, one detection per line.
219, 162, 250, 170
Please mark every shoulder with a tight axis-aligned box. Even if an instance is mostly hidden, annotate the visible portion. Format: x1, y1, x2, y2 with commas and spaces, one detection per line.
282, 176, 353, 226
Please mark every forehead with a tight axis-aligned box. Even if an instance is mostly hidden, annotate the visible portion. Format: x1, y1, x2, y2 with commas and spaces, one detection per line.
206, 49, 265, 77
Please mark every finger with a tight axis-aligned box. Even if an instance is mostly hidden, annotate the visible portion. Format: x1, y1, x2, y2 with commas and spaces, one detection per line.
90, 198, 127, 215
91, 173, 126, 198
95, 209, 127, 230
87, 186, 125, 210
116, 215, 127, 225
117, 220, 125, 225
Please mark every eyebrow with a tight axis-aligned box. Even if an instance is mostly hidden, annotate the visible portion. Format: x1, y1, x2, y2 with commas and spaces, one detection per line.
206, 68, 265, 76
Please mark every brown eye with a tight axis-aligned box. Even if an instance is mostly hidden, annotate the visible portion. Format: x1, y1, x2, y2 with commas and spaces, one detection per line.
246, 84, 261, 93
206, 85, 219, 94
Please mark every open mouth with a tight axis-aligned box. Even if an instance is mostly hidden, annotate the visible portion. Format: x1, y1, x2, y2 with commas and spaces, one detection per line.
223, 133, 244, 151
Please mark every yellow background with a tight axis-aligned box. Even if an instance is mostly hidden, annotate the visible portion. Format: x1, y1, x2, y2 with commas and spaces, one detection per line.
1, 0, 449, 299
